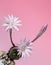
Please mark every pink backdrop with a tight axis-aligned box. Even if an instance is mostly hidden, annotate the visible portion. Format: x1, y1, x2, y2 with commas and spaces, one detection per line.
0, 0, 51, 65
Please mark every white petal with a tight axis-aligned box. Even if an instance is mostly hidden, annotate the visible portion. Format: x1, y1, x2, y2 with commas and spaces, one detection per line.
14, 17, 19, 22
18, 51, 21, 55
16, 24, 22, 26
4, 17, 9, 22
16, 20, 21, 23
14, 26, 19, 31
8, 15, 13, 21
8, 15, 11, 19
26, 49, 32, 53
23, 38, 26, 42
27, 47, 32, 51
22, 52, 25, 58
11, 15, 13, 19
25, 51, 30, 56
29, 43, 32, 46
2, 24, 8, 27
5, 26, 10, 30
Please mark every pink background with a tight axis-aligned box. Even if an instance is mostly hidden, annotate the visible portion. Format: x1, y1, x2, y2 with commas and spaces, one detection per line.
0, 0, 51, 65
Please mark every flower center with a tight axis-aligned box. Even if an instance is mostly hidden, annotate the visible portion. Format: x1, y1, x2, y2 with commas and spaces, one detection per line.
21, 45, 26, 51
10, 22, 14, 27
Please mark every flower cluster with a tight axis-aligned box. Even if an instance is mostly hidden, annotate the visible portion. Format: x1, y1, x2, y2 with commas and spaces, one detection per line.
0, 15, 48, 65
2, 15, 32, 58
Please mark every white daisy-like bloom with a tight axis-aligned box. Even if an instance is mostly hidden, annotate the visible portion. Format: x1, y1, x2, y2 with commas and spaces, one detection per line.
2, 15, 22, 31
18, 38, 32, 58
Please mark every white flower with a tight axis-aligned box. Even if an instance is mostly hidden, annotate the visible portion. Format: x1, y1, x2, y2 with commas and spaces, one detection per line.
18, 38, 32, 58
2, 15, 22, 31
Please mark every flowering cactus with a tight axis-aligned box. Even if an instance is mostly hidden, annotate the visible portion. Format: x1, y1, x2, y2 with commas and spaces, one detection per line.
0, 15, 48, 65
